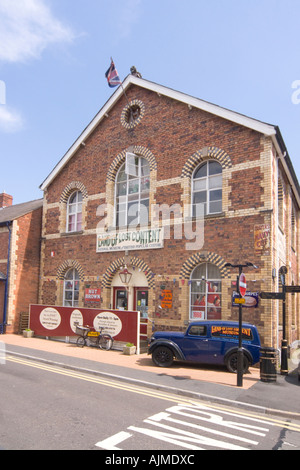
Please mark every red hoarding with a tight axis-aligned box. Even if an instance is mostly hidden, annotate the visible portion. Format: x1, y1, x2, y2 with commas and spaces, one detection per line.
29, 305, 140, 347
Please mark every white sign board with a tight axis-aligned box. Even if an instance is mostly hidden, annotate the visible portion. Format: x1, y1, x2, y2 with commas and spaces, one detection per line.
97, 228, 164, 252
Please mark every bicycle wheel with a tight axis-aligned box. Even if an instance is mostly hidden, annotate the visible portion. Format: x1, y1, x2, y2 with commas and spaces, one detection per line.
76, 336, 86, 348
98, 334, 113, 350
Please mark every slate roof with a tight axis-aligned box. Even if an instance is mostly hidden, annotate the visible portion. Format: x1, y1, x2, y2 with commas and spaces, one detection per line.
0, 199, 43, 225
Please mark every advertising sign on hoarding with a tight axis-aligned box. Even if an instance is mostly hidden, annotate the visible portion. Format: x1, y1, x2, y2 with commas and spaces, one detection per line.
29, 305, 140, 351
85, 288, 101, 302
232, 291, 259, 308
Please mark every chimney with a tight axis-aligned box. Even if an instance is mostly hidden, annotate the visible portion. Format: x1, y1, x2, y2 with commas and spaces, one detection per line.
0, 192, 13, 208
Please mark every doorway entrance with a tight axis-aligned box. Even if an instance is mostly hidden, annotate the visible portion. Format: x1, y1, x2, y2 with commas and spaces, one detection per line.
113, 287, 128, 310
134, 287, 148, 318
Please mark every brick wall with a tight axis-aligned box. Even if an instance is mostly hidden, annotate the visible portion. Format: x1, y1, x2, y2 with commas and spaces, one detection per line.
5, 208, 42, 333
0, 193, 13, 208
39, 84, 300, 348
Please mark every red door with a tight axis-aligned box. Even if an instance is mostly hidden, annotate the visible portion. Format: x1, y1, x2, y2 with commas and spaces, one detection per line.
134, 287, 148, 318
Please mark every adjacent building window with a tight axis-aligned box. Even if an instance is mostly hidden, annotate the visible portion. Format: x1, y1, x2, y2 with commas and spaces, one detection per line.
192, 161, 222, 216
115, 156, 150, 227
63, 269, 80, 307
67, 191, 82, 232
190, 263, 222, 320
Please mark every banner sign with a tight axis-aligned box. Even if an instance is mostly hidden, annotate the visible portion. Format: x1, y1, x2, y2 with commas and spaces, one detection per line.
96, 228, 164, 252
29, 305, 140, 349
232, 291, 259, 308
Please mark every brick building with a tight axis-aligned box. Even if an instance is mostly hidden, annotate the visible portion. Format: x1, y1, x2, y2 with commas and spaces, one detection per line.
38, 73, 300, 349
0, 195, 43, 333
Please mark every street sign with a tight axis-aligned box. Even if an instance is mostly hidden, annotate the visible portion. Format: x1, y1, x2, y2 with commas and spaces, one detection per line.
239, 273, 247, 297
285, 285, 300, 293
259, 292, 285, 300
234, 298, 246, 304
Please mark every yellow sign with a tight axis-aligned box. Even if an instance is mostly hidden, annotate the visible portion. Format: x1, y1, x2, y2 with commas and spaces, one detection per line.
87, 331, 99, 337
234, 298, 246, 304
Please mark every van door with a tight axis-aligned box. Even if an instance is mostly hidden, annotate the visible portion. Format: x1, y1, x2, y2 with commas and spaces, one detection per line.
183, 324, 209, 362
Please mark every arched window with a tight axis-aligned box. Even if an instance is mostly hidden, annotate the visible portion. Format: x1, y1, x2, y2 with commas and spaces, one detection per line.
190, 263, 222, 320
115, 155, 150, 227
192, 161, 222, 216
63, 269, 80, 307
67, 191, 82, 232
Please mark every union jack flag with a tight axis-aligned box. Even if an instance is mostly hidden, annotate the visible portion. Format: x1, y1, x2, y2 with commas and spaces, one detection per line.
105, 59, 122, 88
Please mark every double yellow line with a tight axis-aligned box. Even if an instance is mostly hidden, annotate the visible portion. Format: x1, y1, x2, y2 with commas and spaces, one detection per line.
6, 354, 190, 403
6, 354, 300, 433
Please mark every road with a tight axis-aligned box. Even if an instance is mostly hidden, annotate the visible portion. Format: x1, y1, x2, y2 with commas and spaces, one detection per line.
0, 354, 300, 452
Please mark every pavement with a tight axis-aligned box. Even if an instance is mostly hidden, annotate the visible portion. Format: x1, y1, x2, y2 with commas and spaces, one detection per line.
1, 334, 300, 421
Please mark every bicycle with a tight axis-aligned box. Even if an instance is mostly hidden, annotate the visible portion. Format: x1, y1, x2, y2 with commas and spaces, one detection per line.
75, 323, 113, 350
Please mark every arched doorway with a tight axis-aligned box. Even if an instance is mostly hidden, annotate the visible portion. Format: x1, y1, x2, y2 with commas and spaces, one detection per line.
111, 267, 149, 318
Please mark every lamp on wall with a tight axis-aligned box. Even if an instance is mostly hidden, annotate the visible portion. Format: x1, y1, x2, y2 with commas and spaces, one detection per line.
119, 266, 132, 286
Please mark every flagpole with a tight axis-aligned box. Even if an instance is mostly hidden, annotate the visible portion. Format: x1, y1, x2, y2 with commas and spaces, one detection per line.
110, 57, 130, 107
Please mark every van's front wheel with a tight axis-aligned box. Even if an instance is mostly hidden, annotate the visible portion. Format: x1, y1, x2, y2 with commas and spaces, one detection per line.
152, 346, 174, 367
225, 352, 249, 373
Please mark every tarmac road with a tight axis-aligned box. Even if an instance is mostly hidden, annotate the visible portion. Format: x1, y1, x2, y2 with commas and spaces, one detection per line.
1, 334, 300, 421
1, 352, 300, 451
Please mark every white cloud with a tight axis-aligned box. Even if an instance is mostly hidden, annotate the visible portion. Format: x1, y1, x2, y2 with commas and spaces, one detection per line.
0, 106, 23, 133
0, 0, 76, 63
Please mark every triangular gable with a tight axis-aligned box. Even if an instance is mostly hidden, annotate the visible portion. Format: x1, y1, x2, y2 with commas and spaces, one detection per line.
40, 75, 300, 206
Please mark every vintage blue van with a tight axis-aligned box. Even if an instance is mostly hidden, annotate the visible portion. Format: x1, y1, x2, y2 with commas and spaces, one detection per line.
148, 321, 261, 373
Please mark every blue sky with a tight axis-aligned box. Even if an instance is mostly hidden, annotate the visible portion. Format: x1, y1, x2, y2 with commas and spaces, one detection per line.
1, 0, 300, 204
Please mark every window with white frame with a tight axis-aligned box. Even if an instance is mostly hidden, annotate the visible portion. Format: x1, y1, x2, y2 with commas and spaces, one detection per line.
192, 161, 222, 217
67, 191, 82, 232
115, 156, 150, 227
190, 263, 222, 320
63, 269, 80, 307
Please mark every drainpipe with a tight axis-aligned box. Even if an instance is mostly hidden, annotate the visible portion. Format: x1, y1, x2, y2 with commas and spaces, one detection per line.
1, 221, 12, 334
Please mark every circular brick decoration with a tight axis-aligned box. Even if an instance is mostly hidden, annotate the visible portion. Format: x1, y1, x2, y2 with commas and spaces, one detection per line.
121, 100, 145, 129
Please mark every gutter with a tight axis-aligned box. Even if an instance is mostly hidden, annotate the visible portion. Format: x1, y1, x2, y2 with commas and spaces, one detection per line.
273, 126, 300, 209
0, 221, 12, 334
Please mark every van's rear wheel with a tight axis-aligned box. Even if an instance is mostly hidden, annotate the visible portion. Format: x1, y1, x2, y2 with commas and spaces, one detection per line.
152, 346, 174, 367
225, 352, 249, 373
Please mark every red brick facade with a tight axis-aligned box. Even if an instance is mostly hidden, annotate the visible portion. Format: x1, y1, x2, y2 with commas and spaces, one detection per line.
0, 201, 42, 333
38, 76, 299, 348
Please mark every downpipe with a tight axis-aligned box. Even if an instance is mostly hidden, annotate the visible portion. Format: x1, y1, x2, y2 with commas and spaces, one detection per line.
1, 221, 12, 334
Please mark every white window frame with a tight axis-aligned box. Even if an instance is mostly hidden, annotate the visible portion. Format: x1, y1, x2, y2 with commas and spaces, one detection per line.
192, 161, 222, 217
63, 268, 80, 307
66, 191, 83, 233
190, 263, 222, 321
115, 155, 150, 228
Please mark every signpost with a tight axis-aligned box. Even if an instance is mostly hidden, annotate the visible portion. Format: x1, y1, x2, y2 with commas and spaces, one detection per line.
259, 266, 299, 375
285, 285, 300, 293
239, 273, 247, 297
259, 292, 285, 300
225, 262, 258, 387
